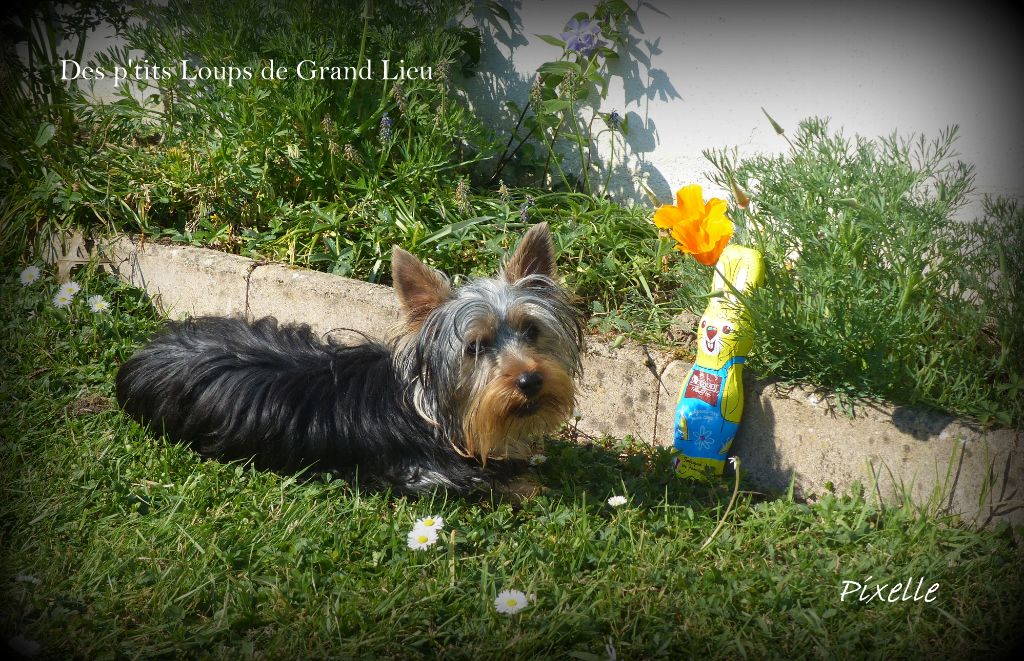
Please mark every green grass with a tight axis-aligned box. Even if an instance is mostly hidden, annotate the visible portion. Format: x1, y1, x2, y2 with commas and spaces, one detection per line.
2, 263, 1022, 658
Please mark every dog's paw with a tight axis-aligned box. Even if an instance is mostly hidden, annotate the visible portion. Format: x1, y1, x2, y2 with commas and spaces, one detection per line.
493, 474, 545, 503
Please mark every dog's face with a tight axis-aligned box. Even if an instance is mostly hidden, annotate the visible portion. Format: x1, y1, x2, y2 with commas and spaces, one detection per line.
392, 223, 583, 462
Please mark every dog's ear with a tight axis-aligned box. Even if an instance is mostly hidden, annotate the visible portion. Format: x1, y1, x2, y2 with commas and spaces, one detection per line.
392, 247, 452, 326
504, 222, 556, 282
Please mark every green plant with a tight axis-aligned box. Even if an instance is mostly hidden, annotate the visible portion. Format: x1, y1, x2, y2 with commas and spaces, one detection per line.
0, 1, 132, 247
488, 0, 636, 195
1, 0, 503, 263
705, 116, 1023, 426
5, 0, 1018, 430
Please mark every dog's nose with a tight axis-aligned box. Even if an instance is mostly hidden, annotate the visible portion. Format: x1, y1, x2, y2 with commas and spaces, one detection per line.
706, 327, 717, 340
516, 371, 544, 398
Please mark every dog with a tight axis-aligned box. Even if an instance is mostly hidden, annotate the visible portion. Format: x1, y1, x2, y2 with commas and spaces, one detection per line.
115, 223, 583, 494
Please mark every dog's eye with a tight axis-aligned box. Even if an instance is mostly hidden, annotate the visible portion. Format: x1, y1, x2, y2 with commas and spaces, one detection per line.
522, 323, 540, 342
722, 324, 733, 335
465, 339, 491, 356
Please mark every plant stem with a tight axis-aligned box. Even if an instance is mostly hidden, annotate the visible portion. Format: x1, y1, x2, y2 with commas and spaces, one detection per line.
344, 2, 371, 117
700, 459, 741, 550
489, 86, 536, 184
600, 128, 615, 198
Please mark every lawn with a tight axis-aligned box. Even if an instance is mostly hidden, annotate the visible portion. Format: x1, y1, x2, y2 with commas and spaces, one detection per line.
2, 264, 1022, 659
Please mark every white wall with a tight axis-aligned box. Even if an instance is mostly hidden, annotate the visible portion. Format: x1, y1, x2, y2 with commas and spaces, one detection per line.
461, 0, 1024, 207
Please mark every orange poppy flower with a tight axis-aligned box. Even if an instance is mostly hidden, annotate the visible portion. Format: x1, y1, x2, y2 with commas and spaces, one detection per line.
653, 184, 733, 266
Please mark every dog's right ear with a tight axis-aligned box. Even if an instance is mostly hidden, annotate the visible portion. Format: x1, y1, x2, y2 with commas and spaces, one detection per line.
392, 247, 452, 327
504, 222, 556, 283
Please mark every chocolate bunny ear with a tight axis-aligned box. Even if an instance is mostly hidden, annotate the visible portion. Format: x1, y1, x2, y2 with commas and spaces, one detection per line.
712, 245, 765, 303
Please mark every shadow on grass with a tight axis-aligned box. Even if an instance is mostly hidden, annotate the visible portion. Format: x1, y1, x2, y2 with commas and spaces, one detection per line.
511, 433, 748, 516
133, 417, 760, 522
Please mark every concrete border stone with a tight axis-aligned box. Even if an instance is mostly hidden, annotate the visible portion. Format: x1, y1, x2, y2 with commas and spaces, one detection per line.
247, 264, 402, 340
102, 236, 252, 319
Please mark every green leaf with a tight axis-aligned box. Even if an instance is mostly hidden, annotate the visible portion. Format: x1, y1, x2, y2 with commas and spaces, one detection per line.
535, 33, 567, 48
422, 216, 496, 245
540, 99, 572, 114
761, 107, 786, 135
454, 27, 482, 68
538, 61, 581, 77
34, 123, 56, 148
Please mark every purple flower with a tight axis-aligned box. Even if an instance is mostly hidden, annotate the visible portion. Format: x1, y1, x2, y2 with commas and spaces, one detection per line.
519, 195, 535, 222
519, 202, 530, 222
608, 110, 622, 129
379, 112, 393, 142
560, 18, 605, 57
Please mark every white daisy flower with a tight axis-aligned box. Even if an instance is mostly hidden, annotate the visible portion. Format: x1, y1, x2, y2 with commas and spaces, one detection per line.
406, 526, 438, 550
52, 291, 74, 308
413, 515, 444, 532
528, 454, 547, 466
494, 589, 530, 615
87, 295, 109, 313
58, 281, 81, 297
19, 266, 41, 286
607, 495, 628, 507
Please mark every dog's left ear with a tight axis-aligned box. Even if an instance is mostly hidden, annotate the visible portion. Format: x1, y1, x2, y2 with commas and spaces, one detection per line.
504, 222, 556, 282
392, 247, 452, 327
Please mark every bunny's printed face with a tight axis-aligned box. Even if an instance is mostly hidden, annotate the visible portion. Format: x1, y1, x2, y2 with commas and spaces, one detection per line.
699, 315, 734, 357
694, 302, 754, 370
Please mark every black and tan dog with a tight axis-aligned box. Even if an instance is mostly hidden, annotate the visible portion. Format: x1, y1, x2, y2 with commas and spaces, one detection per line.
116, 223, 583, 494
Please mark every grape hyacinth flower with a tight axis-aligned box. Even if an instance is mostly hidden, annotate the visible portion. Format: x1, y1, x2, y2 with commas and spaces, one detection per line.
379, 112, 393, 142
518, 195, 535, 223
560, 18, 606, 57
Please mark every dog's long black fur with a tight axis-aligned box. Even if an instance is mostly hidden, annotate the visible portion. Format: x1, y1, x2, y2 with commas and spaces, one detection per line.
115, 316, 517, 493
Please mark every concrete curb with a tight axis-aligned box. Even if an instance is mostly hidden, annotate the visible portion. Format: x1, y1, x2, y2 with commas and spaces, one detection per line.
95, 235, 1021, 526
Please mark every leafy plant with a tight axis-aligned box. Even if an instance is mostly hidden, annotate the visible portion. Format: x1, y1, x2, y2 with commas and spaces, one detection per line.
705, 116, 1023, 425
0, 1, 132, 247
488, 0, 636, 195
